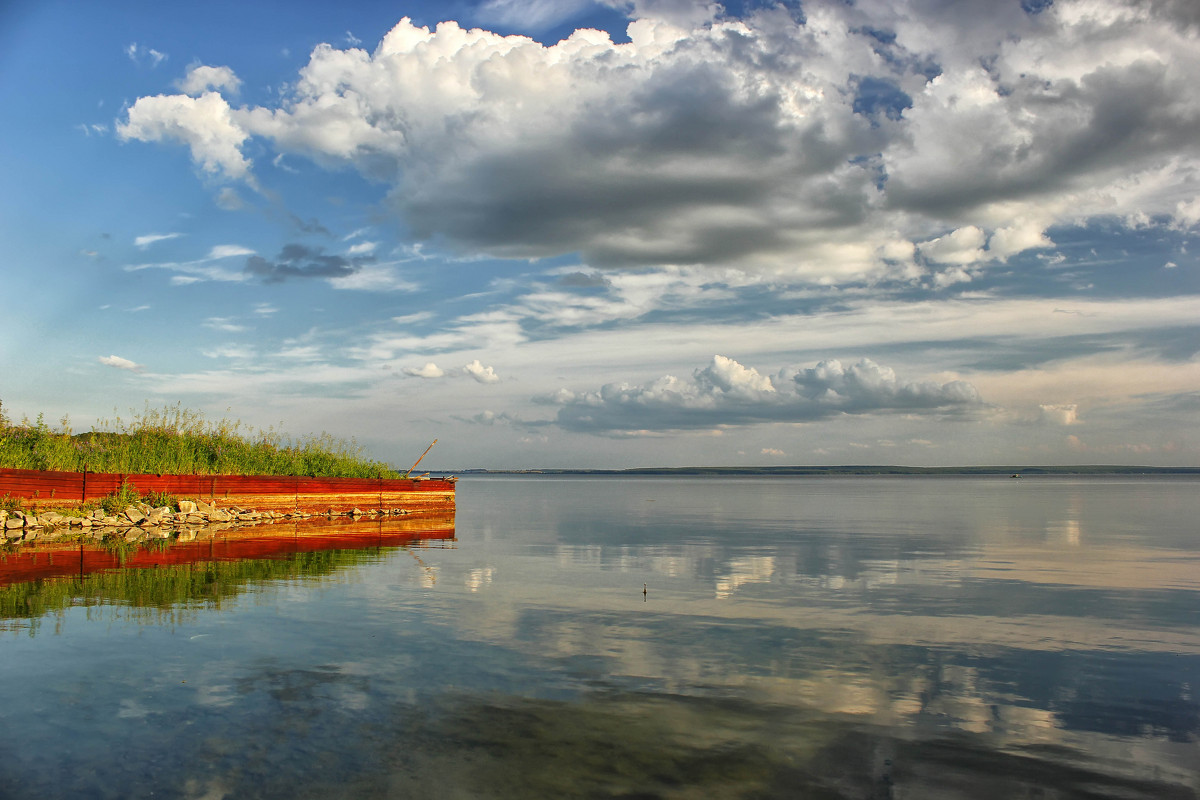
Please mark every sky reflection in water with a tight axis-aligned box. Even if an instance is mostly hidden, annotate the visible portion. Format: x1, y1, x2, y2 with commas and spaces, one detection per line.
1, 476, 1198, 799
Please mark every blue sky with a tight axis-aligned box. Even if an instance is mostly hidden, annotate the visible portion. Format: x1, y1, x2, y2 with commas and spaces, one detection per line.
1, 0, 1197, 469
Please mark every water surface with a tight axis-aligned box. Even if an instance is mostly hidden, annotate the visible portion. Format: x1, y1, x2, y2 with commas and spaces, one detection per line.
1, 476, 1197, 798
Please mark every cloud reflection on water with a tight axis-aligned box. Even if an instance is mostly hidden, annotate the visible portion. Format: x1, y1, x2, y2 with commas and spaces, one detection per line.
2, 476, 1197, 798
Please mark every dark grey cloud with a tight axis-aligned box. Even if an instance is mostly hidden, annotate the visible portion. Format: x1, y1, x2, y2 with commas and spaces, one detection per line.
244, 244, 373, 284
1133, 0, 1200, 31
288, 214, 331, 236
397, 45, 891, 267
123, 2, 1200, 281
544, 355, 982, 436
912, 59, 1199, 217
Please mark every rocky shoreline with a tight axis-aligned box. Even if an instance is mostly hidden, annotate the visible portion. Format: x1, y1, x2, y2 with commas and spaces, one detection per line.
1, 499, 412, 544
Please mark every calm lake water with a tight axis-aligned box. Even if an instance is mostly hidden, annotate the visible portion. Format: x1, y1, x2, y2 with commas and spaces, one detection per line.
1, 475, 1198, 799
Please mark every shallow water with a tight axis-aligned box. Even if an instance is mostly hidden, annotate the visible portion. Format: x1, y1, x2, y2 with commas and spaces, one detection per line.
1, 476, 1198, 799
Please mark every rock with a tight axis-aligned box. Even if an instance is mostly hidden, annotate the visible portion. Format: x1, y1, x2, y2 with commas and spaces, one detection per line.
177, 500, 198, 514
6, 518, 26, 530
4, 527, 22, 540
195, 500, 216, 515
208, 510, 232, 522
125, 507, 146, 525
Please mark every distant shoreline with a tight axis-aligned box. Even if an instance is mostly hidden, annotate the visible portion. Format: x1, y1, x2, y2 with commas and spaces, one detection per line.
447, 465, 1200, 477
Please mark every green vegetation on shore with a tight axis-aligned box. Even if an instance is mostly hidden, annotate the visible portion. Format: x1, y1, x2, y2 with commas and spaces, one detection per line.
0, 401, 398, 478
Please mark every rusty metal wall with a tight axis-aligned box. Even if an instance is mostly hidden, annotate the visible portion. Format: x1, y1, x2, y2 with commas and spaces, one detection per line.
0, 468, 455, 514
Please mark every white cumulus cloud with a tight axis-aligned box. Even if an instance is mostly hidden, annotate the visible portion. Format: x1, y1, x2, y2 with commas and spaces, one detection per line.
404, 362, 445, 378
403, 359, 501, 383
98, 354, 143, 372
118, 92, 252, 181
461, 359, 501, 384
919, 226, 987, 266
544, 355, 982, 435
176, 64, 242, 96
1039, 403, 1079, 426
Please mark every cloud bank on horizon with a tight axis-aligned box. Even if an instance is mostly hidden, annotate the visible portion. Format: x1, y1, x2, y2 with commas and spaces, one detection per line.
2, 0, 1197, 468
545, 355, 982, 436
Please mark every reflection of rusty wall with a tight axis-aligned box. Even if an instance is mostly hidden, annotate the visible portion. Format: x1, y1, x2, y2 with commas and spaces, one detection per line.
0, 513, 457, 587
0, 468, 455, 514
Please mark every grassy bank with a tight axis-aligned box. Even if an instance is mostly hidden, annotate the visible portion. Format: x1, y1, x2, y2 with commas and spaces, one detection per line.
0, 401, 398, 479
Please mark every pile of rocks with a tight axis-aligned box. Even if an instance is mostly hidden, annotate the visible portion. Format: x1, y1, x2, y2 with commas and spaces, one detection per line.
1, 500, 410, 543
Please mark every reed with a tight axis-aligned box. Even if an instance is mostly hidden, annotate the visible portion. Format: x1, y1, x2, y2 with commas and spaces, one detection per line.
0, 400, 398, 478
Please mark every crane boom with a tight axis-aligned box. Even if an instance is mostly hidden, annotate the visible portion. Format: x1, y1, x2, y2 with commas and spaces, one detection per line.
403, 439, 438, 478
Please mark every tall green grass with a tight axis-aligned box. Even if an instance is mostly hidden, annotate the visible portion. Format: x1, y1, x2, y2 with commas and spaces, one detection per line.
0, 400, 398, 478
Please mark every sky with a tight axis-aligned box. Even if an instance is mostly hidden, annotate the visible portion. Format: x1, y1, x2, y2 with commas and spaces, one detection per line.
0, 0, 1197, 470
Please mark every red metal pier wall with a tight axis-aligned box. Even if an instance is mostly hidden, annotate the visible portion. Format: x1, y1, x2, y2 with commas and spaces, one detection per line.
0, 468, 455, 514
